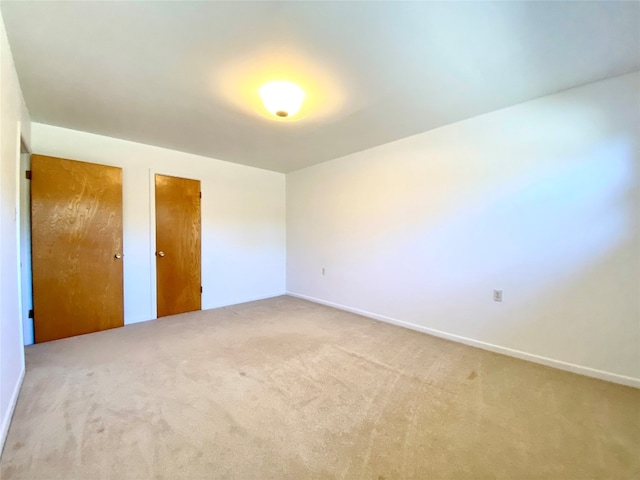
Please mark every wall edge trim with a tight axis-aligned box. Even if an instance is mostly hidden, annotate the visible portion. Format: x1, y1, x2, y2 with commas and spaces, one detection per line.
0, 365, 25, 455
124, 292, 288, 325
205, 292, 287, 311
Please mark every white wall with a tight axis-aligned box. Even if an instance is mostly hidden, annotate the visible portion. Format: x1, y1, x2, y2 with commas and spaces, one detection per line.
0, 10, 31, 452
287, 72, 640, 387
31, 123, 286, 338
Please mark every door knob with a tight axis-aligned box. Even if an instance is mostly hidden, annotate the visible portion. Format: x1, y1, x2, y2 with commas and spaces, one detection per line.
114, 253, 123, 259
157, 251, 165, 257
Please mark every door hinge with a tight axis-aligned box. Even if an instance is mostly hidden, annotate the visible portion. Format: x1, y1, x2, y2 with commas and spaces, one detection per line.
28, 309, 34, 319
200, 286, 203, 293
25, 170, 31, 180
199, 192, 202, 199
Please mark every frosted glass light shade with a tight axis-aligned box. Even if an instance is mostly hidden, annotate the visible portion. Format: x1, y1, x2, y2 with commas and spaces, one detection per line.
259, 81, 305, 118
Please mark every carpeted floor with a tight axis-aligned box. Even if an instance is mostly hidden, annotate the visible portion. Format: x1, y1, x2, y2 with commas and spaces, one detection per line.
1, 296, 638, 479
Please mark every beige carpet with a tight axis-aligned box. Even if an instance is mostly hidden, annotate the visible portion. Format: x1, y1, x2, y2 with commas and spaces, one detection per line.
1, 296, 638, 479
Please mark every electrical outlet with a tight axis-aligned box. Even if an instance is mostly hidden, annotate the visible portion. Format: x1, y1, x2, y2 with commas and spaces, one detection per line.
322, 267, 326, 275
493, 289, 503, 302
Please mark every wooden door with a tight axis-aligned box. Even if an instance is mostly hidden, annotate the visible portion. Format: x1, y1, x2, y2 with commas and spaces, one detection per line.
31, 155, 124, 343
155, 174, 201, 317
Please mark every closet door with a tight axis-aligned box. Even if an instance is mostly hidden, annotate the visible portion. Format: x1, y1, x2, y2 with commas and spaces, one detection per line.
155, 174, 201, 317
31, 155, 124, 343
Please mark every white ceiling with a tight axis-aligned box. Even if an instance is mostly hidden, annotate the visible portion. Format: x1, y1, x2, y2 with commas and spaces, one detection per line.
2, 1, 638, 173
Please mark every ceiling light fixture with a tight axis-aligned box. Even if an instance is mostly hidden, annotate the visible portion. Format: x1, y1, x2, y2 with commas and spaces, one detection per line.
259, 81, 305, 118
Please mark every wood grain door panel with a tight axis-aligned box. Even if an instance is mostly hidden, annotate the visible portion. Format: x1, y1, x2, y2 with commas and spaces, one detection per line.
155, 174, 201, 317
31, 155, 124, 343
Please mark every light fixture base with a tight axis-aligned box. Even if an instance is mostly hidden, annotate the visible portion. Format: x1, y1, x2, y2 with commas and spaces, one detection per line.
276, 111, 288, 117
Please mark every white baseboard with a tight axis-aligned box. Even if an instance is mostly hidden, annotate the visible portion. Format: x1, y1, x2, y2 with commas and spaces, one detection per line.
287, 291, 640, 389
124, 292, 288, 325
125, 315, 155, 326
205, 292, 287, 311
0, 365, 25, 456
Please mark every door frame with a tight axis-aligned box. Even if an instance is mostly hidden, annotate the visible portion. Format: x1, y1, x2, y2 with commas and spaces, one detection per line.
18, 141, 33, 345
17, 133, 31, 346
